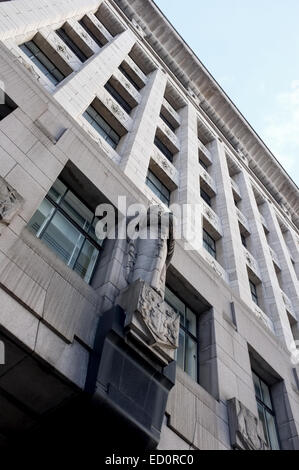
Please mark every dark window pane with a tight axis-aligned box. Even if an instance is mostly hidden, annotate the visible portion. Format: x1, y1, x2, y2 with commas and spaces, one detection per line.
104, 82, 132, 114
119, 65, 141, 91
83, 105, 121, 149
160, 113, 176, 132
146, 170, 170, 206
78, 19, 104, 48
154, 136, 174, 163
20, 41, 65, 85
56, 27, 88, 62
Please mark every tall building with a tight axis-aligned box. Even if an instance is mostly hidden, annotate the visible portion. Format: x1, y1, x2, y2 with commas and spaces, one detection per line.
0, 0, 299, 452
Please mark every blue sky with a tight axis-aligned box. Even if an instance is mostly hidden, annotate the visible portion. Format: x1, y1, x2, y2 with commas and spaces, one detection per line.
154, 0, 299, 186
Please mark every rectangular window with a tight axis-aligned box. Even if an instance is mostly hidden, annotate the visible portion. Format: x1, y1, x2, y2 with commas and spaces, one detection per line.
249, 279, 258, 305
27, 179, 102, 284
83, 105, 121, 149
159, 112, 176, 132
154, 136, 174, 163
56, 27, 88, 62
241, 233, 247, 248
203, 229, 216, 259
104, 82, 132, 114
0, 91, 17, 121
200, 188, 212, 207
119, 65, 141, 91
146, 170, 170, 207
253, 371, 280, 450
199, 158, 208, 171
19, 41, 66, 86
165, 287, 198, 382
78, 19, 104, 48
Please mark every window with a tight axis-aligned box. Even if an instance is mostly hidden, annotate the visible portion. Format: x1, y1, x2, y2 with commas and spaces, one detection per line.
159, 112, 175, 132
104, 82, 132, 114
165, 287, 198, 381
249, 279, 258, 305
154, 136, 174, 163
146, 170, 170, 207
200, 188, 212, 207
27, 179, 102, 284
241, 233, 247, 248
0, 91, 17, 121
78, 19, 104, 48
83, 105, 121, 149
253, 371, 280, 450
199, 158, 208, 171
119, 65, 141, 91
203, 229, 216, 259
19, 41, 66, 85
56, 27, 88, 62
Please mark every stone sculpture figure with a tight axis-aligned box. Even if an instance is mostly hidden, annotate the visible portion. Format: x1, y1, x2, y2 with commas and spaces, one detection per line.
127, 205, 175, 298
116, 205, 178, 363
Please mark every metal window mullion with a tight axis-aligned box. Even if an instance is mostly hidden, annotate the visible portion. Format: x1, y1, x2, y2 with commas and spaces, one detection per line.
45, 195, 101, 251
36, 205, 57, 239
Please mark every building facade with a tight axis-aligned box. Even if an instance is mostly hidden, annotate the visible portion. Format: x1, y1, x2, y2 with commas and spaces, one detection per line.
0, 0, 299, 451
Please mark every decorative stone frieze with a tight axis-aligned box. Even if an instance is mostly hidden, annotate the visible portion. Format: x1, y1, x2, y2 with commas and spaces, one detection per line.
0, 177, 23, 227
117, 280, 179, 364
227, 398, 268, 450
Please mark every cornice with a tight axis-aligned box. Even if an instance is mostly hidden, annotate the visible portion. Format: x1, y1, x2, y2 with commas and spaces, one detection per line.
113, 0, 299, 230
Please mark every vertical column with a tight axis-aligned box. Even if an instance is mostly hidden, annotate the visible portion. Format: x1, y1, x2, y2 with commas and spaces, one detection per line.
53, 29, 136, 117
119, 68, 167, 189
208, 140, 251, 302
175, 103, 202, 249
263, 203, 299, 319
239, 171, 294, 348
284, 228, 299, 280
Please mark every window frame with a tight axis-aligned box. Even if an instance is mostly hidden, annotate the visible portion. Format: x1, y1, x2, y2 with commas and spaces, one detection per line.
200, 188, 212, 207
154, 136, 174, 163
252, 371, 280, 450
83, 104, 121, 149
19, 40, 66, 85
203, 228, 216, 259
165, 286, 200, 383
159, 112, 176, 133
78, 18, 104, 48
28, 180, 102, 284
146, 170, 170, 207
55, 26, 88, 63
249, 279, 259, 305
104, 81, 132, 114
119, 65, 141, 91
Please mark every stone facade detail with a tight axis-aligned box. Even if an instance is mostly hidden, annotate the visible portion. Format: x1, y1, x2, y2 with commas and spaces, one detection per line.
117, 280, 179, 363
227, 398, 268, 450
0, 177, 23, 227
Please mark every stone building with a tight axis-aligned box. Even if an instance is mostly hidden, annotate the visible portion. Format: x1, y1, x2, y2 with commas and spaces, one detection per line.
0, 0, 299, 452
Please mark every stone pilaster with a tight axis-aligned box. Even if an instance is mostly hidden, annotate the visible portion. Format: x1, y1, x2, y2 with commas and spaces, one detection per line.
175, 103, 202, 250
208, 140, 252, 302
119, 68, 167, 189
53, 29, 136, 117
239, 171, 294, 348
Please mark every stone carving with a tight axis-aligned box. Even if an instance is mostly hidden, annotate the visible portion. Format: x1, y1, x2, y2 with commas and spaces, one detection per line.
138, 282, 179, 349
227, 398, 268, 450
117, 279, 179, 363
114, 206, 178, 363
126, 206, 175, 298
18, 56, 40, 81
0, 177, 23, 226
